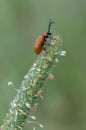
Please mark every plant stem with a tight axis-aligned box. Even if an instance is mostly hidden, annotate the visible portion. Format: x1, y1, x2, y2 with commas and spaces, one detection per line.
0, 35, 63, 130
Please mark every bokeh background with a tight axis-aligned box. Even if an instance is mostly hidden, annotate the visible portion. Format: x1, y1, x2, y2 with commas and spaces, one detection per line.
0, 0, 86, 130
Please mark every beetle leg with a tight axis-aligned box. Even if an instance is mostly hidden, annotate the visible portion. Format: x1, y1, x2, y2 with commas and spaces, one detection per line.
46, 41, 52, 47
48, 35, 54, 39
44, 39, 52, 47
42, 47, 47, 53
42, 44, 47, 52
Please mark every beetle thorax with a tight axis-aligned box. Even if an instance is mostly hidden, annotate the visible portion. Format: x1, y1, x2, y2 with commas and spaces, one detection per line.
41, 32, 47, 37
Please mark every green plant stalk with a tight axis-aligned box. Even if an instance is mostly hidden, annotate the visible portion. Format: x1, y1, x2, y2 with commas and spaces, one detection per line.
0, 35, 63, 130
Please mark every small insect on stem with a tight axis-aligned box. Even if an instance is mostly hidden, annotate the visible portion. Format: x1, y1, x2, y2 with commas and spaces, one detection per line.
33, 19, 55, 55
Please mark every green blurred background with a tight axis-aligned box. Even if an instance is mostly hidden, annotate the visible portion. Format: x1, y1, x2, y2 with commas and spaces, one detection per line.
0, 0, 86, 130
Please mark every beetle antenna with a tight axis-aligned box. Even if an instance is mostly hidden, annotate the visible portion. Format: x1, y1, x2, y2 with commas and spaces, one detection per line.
47, 19, 55, 35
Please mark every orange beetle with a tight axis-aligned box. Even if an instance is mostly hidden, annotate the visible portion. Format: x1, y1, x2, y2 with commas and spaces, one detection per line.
33, 19, 55, 55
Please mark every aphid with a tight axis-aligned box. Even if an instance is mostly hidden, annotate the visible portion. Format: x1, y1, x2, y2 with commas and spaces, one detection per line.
33, 19, 55, 55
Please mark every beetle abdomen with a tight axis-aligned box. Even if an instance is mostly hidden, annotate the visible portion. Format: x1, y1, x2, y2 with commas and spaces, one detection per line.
33, 35, 45, 54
